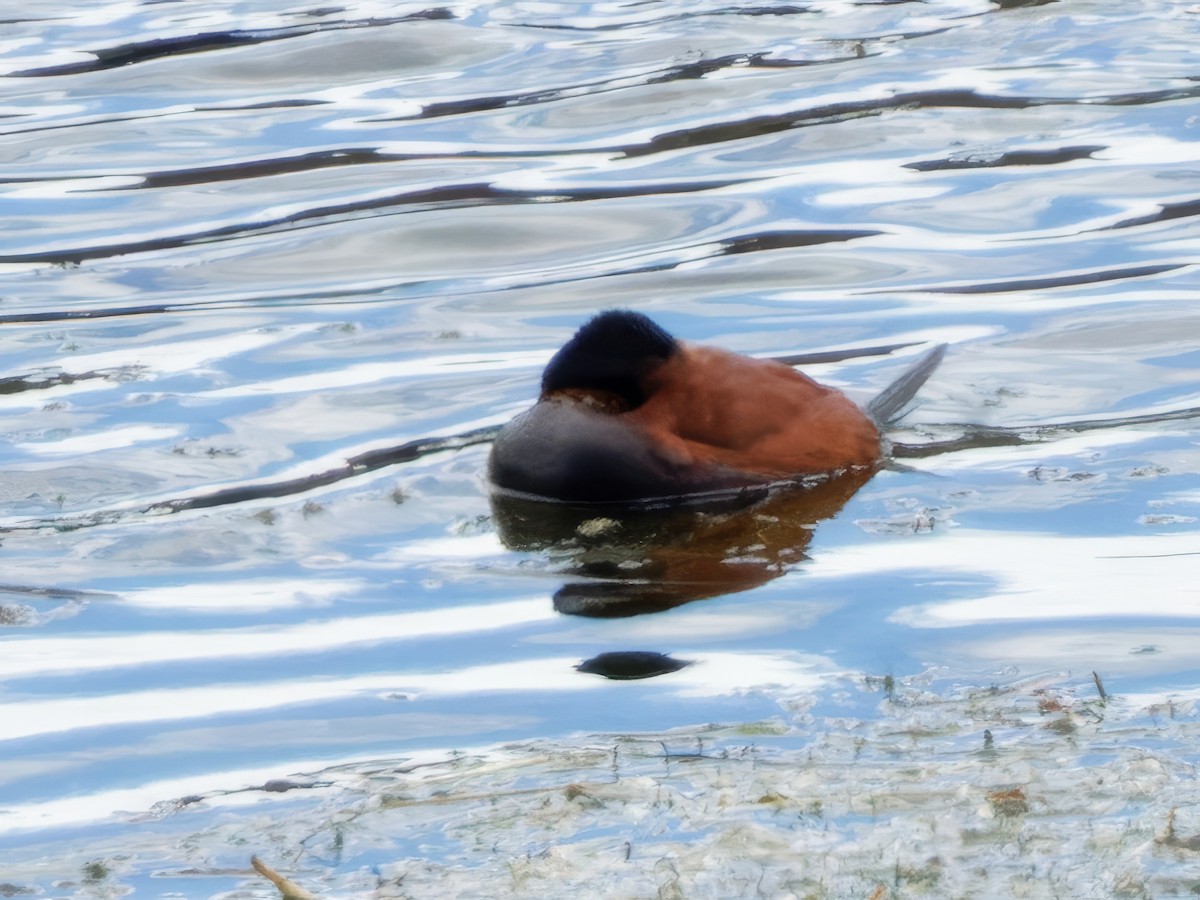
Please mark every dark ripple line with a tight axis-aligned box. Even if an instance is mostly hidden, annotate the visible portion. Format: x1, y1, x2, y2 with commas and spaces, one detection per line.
720, 229, 882, 254
10, 359, 1196, 532
427, 230, 888, 298
374, 49, 868, 125
8, 10, 454, 77
7, 47, 831, 145
109, 145, 734, 191
1104, 198, 1200, 232
0, 99, 328, 140
0, 178, 752, 265
904, 145, 1106, 171
628, 89, 1032, 156
0, 303, 176, 323
0, 230, 881, 332
414, 54, 760, 120
492, 249, 1171, 300
0, 582, 114, 601
120, 148, 382, 190
992, 0, 1059, 9
912, 263, 1187, 295
892, 405, 1200, 459
485, 228, 884, 287
6, 57, 1193, 156
623, 86, 1200, 157
0, 46, 862, 138
0, 287, 404, 324
144, 425, 503, 515
3, 426, 502, 535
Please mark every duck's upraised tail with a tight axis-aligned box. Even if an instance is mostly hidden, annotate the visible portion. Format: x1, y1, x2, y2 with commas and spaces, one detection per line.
866, 343, 948, 426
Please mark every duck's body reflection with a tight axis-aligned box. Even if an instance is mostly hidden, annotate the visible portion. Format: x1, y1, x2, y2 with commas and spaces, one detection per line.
492, 469, 873, 617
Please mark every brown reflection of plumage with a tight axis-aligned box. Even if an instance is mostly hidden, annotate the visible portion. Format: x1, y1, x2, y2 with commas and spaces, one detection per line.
492, 469, 872, 617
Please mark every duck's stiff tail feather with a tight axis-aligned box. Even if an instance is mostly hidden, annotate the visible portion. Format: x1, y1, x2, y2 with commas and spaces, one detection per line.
866, 343, 948, 426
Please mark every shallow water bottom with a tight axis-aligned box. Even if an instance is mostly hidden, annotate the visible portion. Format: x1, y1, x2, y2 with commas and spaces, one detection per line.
11, 671, 1200, 899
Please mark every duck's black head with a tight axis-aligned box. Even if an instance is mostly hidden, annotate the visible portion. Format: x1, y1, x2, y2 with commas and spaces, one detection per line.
541, 310, 678, 407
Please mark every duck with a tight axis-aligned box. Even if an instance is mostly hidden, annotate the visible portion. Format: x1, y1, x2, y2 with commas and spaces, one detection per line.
488, 309, 911, 504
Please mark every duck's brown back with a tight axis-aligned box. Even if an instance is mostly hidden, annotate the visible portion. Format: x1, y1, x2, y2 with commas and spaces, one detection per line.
626, 344, 881, 479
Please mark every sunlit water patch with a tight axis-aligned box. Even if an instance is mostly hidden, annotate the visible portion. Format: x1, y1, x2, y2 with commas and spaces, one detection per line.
1, 0, 1199, 894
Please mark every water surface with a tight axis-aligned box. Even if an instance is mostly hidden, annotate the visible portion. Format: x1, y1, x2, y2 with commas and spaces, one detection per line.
1, 0, 1199, 894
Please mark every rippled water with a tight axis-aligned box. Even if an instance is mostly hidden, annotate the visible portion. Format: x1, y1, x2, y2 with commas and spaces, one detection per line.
2, 0, 1199, 894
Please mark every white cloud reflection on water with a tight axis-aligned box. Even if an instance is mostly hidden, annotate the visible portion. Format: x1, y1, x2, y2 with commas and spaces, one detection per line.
199, 348, 551, 398
0, 660, 594, 744
46, 325, 310, 376
15, 423, 182, 455
0, 597, 552, 682
117, 577, 363, 612
530, 600, 835, 645
805, 528, 1200, 628
0, 649, 836, 835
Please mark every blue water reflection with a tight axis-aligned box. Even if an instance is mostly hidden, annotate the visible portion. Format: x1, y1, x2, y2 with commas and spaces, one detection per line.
1, 0, 1199, 892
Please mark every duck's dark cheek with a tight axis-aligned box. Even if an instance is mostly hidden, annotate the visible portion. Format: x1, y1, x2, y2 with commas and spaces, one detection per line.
490, 399, 766, 503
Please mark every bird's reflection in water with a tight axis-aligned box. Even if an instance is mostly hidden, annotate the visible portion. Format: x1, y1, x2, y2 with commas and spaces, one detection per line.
491, 468, 874, 618
575, 650, 693, 680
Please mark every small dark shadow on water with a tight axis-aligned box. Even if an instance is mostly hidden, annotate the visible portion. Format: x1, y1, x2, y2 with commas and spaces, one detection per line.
493, 472, 873, 618
576, 651, 692, 680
